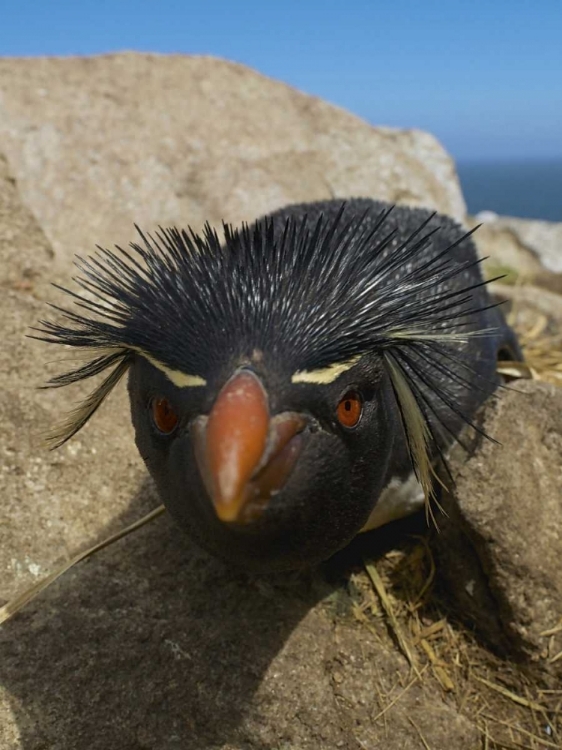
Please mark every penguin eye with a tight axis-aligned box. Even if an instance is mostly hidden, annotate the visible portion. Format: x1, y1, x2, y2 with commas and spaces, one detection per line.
336, 391, 363, 429
150, 396, 179, 435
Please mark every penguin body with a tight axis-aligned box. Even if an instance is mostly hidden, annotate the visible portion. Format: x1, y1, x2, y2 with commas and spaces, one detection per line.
37, 198, 520, 570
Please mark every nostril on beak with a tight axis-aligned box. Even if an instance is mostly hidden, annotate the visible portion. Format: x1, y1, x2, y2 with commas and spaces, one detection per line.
237, 417, 305, 524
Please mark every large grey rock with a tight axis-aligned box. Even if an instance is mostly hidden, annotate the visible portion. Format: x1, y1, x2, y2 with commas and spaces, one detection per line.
0, 53, 466, 275
437, 381, 562, 670
469, 212, 562, 275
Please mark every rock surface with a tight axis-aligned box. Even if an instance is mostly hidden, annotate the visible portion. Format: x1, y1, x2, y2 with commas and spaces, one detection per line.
436, 381, 562, 669
0, 153, 53, 291
0, 509, 480, 750
0, 53, 465, 275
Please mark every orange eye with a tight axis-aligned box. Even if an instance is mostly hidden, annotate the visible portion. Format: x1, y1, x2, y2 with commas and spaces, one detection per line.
151, 396, 179, 434
337, 391, 363, 429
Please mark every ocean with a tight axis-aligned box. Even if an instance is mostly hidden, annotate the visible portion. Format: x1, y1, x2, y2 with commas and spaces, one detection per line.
456, 158, 562, 223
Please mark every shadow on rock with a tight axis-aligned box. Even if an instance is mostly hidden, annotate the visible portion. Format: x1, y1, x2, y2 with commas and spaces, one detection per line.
0, 478, 332, 750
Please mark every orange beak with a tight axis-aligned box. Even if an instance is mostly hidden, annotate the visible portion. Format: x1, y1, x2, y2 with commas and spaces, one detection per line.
192, 370, 305, 524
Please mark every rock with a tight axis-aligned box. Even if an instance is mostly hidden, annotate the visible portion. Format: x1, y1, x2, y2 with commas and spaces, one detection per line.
469, 213, 562, 275
436, 381, 562, 669
0, 158, 150, 605
0, 53, 465, 275
0, 73, 477, 748
0, 153, 53, 293
0, 513, 481, 749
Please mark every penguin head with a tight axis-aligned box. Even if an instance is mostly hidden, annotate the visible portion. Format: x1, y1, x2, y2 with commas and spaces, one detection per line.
127, 347, 400, 570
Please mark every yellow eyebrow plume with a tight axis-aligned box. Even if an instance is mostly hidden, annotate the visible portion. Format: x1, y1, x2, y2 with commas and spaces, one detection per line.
135, 350, 207, 388
291, 356, 361, 385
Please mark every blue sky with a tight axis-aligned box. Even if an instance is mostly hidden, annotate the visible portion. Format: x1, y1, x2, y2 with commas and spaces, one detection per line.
1, 0, 561, 161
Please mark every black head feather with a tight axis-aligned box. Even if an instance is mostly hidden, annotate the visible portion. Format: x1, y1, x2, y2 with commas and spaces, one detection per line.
34, 203, 495, 376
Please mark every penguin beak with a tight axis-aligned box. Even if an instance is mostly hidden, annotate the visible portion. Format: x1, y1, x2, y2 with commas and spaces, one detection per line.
192, 370, 305, 524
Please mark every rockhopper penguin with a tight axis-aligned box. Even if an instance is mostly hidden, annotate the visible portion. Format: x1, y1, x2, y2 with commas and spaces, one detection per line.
36, 199, 520, 571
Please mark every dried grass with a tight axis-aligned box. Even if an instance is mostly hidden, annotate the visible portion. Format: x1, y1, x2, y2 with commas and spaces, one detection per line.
506, 286, 562, 386
356, 534, 561, 750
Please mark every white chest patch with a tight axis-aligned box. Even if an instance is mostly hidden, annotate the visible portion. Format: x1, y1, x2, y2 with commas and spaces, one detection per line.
359, 471, 425, 533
